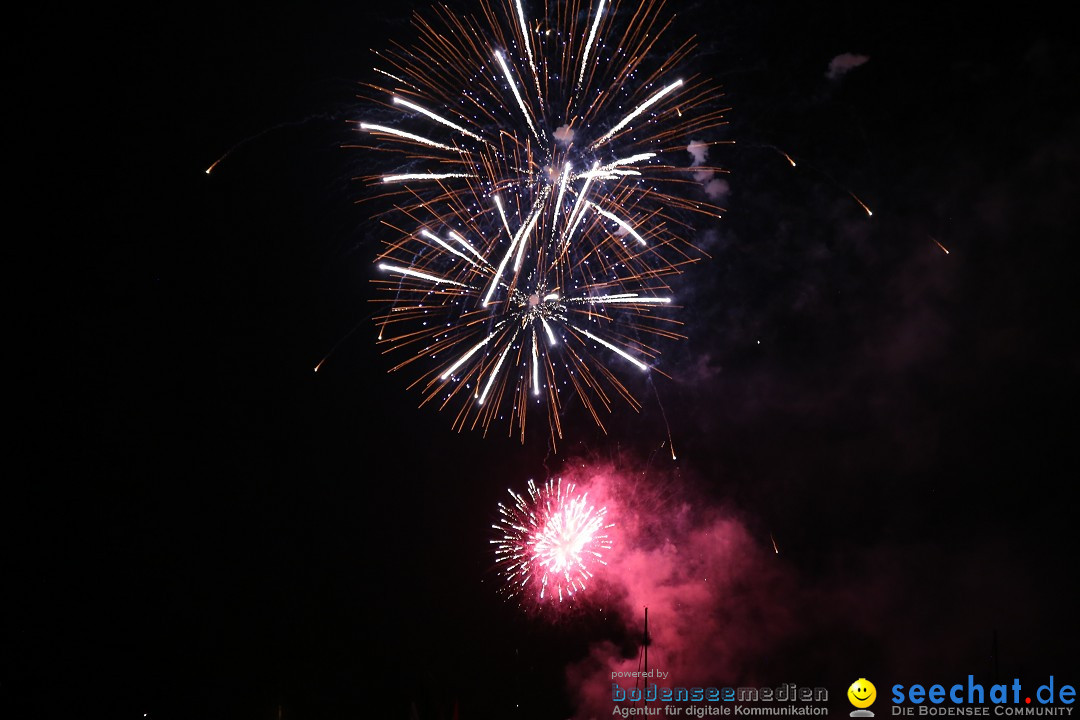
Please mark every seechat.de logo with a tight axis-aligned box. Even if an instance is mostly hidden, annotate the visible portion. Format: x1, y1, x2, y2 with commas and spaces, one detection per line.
848, 678, 877, 717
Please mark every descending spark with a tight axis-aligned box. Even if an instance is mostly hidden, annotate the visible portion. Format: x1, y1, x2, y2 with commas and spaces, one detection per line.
378, 263, 470, 287
484, 231, 522, 306
764, 145, 796, 168
612, 153, 658, 167
577, 154, 656, 180
572, 325, 649, 371
560, 162, 599, 249
205, 154, 226, 174
381, 172, 477, 183
209, 115, 335, 175
420, 229, 483, 268
511, 0, 546, 106
314, 317, 373, 372
479, 333, 517, 404
771, 533, 779, 555
551, 162, 571, 237
583, 293, 671, 305
441, 330, 501, 380
849, 190, 873, 216
539, 316, 558, 346
591, 203, 648, 245
360, 123, 458, 152
591, 79, 684, 149
576, 0, 606, 94
531, 330, 540, 396
485, 190, 548, 305
931, 236, 950, 255
514, 186, 550, 270
494, 50, 546, 144
492, 478, 613, 604
511, 0, 533, 77
449, 230, 491, 266
392, 96, 486, 143
494, 195, 513, 239
374, 67, 405, 83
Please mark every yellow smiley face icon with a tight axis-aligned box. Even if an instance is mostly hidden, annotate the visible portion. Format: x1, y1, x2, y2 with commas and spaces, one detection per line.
848, 679, 876, 708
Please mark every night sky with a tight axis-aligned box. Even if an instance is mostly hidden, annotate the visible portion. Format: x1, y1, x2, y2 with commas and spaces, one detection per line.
8, 1, 1080, 719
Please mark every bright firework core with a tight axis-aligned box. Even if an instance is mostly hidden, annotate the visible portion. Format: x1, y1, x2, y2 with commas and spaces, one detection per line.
492, 478, 613, 605
513, 287, 561, 327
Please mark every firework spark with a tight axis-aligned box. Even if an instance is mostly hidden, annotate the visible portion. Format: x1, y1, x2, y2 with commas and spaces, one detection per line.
931, 236, 950, 255
492, 478, 613, 605
849, 189, 873, 216
356, 0, 727, 444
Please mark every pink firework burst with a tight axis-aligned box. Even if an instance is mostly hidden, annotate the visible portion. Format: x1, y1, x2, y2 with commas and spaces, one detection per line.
492, 478, 613, 605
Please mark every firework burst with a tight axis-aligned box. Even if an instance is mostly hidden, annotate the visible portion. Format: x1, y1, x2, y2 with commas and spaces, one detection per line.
356, 0, 727, 444
492, 478, 613, 605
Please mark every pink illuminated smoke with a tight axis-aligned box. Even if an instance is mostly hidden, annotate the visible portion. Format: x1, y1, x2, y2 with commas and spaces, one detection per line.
492, 478, 613, 605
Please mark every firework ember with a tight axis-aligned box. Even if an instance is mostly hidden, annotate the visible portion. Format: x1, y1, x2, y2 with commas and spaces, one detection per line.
356, 0, 727, 444
492, 478, 613, 605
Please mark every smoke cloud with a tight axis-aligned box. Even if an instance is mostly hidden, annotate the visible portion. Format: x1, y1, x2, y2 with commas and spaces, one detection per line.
826, 52, 870, 80
547, 459, 796, 719
554, 124, 577, 145
544, 453, 1065, 720
687, 139, 730, 201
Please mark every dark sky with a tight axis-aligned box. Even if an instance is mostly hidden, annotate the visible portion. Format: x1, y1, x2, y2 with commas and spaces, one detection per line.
8, 1, 1080, 719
